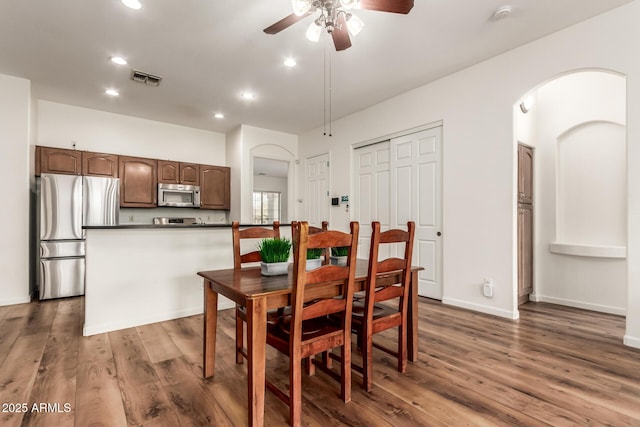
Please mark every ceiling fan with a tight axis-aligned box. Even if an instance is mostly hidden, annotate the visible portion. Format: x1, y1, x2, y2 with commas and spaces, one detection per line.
263, 0, 414, 51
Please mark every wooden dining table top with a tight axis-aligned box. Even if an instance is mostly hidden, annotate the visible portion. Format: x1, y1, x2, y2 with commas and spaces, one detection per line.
197, 259, 424, 306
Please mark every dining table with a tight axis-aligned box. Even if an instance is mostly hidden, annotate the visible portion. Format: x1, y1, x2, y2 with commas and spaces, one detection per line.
198, 259, 423, 427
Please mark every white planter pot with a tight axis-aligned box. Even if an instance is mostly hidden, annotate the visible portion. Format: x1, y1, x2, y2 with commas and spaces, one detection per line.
306, 258, 322, 271
260, 261, 290, 276
330, 256, 347, 266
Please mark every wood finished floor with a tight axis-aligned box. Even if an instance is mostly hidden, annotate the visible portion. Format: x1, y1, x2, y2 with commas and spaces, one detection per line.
1, 297, 639, 426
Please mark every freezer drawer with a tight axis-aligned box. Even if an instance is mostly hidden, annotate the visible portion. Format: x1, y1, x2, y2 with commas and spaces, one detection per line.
40, 240, 85, 258
39, 257, 85, 299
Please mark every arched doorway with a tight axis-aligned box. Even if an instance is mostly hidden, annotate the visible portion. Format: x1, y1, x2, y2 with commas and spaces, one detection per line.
514, 70, 627, 316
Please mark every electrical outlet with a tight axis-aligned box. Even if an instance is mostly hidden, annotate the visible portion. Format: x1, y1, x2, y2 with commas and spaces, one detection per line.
129, 215, 134, 222
482, 278, 494, 298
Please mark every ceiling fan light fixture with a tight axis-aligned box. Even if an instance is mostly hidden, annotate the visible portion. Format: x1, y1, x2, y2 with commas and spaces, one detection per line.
306, 20, 322, 42
346, 14, 364, 36
292, 0, 312, 16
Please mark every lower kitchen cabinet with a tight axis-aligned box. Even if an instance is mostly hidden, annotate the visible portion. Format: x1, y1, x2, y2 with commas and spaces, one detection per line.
119, 156, 158, 207
200, 165, 230, 209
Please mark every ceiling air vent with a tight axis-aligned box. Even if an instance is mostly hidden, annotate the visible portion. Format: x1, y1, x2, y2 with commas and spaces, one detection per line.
131, 70, 163, 86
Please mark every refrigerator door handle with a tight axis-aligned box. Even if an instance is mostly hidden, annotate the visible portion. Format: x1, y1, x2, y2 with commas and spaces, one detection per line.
73, 175, 83, 238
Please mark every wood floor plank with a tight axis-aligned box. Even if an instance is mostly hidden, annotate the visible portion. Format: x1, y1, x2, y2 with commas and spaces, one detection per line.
136, 322, 182, 364
21, 299, 82, 427
108, 328, 179, 426
0, 332, 48, 427
75, 333, 128, 427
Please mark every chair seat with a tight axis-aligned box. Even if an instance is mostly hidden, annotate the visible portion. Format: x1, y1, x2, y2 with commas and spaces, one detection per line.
351, 301, 393, 320
275, 315, 339, 340
237, 305, 291, 324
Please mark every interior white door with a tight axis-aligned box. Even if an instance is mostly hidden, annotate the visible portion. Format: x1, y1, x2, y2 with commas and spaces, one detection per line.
355, 127, 442, 299
390, 127, 442, 299
306, 153, 330, 226
354, 141, 391, 258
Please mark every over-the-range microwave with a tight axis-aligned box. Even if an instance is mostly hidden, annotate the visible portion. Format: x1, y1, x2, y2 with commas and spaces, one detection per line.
157, 183, 201, 207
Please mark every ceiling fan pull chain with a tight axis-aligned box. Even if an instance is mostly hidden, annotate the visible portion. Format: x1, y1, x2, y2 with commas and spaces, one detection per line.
329, 48, 332, 137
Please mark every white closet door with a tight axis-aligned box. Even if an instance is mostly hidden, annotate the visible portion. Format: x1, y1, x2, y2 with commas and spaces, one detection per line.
390, 127, 442, 299
306, 153, 330, 227
354, 141, 390, 258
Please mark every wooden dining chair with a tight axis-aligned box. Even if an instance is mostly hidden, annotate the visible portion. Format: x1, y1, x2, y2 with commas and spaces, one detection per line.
232, 220, 280, 364
353, 221, 415, 391
265, 221, 359, 427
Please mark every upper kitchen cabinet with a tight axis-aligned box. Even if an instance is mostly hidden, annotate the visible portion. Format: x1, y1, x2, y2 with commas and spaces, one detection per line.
82, 151, 118, 178
200, 165, 230, 210
119, 156, 157, 208
158, 161, 199, 186
37, 146, 82, 175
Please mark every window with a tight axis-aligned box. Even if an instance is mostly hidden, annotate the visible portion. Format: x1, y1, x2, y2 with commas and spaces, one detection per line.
253, 191, 281, 224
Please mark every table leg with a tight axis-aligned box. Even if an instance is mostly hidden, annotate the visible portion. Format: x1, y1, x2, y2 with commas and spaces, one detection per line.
246, 297, 267, 427
203, 280, 218, 378
408, 270, 419, 361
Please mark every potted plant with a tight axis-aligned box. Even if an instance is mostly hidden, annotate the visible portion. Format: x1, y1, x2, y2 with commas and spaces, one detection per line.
258, 237, 292, 276
306, 248, 323, 271
330, 246, 349, 266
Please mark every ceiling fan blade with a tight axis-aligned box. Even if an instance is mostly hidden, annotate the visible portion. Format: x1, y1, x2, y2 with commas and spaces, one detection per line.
358, 0, 414, 14
263, 12, 312, 34
332, 14, 352, 51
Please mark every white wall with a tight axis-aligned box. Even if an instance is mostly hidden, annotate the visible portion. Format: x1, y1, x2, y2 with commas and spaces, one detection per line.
297, 1, 640, 346
0, 75, 31, 305
37, 101, 226, 163
226, 126, 243, 222
525, 71, 627, 315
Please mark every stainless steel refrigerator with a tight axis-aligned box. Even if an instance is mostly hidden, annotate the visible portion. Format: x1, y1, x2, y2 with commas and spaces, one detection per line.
38, 173, 119, 299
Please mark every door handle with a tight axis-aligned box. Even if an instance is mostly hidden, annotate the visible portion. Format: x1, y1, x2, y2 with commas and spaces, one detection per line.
437, 232, 442, 237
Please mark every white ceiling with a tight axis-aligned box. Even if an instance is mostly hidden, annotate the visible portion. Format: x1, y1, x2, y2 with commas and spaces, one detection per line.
0, 0, 632, 135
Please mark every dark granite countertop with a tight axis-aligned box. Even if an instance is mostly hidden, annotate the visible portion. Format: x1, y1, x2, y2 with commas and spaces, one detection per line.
83, 223, 290, 230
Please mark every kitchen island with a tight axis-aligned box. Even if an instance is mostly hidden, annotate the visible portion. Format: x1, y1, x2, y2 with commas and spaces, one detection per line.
83, 223, 291, 336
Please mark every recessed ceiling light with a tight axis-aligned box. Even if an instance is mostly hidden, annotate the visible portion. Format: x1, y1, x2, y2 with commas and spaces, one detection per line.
110, 56, 128, 65
241, 92, 256, 100
283, 58, 297, 68
214, 113, 224, 119
105, 89, 119, 97
121, 0, 142, 10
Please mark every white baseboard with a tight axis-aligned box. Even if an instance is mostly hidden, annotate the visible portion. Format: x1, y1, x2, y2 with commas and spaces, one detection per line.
442, 297, 518, 320
533, 295, 626, 316
83, 299, 236, 336
0, 295, 32, 306
83, 306, 203, 336
623, 334, 640, 349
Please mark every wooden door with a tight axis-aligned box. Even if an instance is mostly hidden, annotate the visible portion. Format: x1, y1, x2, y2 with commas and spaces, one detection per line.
82, 151, 118, 177
200, 165, 230, 209
518, 145, 533, 204
180, 163, 200, 186
38, 146, 82, 175
518, 143, 534, 304
305, 153, 330, 227
119, 156, 157, 207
